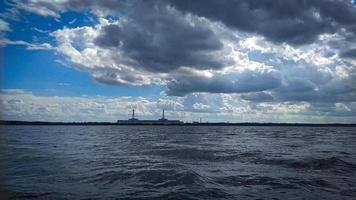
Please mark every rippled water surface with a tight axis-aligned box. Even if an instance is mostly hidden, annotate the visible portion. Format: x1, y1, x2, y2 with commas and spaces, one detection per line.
1, 125, 356, 199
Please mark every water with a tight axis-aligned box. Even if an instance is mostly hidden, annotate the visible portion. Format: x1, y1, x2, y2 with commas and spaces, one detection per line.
1, 126, 356, 199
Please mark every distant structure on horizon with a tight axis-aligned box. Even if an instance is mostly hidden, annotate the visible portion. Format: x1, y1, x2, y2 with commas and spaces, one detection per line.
117, 108, 183, 125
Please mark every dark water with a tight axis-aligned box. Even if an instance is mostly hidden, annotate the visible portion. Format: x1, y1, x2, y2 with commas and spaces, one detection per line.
1, 126, 356, 200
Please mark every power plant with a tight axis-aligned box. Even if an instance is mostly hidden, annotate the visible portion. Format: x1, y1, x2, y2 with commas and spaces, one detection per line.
117, 108, 183, 125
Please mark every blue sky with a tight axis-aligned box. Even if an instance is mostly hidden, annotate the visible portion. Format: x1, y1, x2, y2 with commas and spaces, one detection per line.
2, 45, 163, 98
1, 0, 356, 123
1, 5, 163, 99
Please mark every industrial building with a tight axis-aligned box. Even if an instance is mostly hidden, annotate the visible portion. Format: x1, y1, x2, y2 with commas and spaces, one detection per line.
117, 109, 183, 125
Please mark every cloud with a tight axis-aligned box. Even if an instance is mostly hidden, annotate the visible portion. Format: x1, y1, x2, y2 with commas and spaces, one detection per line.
51, 22, 166, 86
43, 0, 356, 102
240, 92, 274, 102
10, 0, 356, 47
169, 0, 356, 45
11, 0, 129, 18
4, 0, 356, 117
0, 89, 158, 122
156, 98, 184, 111
0, 39, 53, 50
50, 4, 235, 86
2, 89, 355, 123
0, 18, 11, 32
340, 48, 356, 58
14, 1, 61, 18
94, 1, 233, 73
166, 67, 282, 96
181, 93, 225, 113
32, 27, 50, 34
273, 78, 356, 103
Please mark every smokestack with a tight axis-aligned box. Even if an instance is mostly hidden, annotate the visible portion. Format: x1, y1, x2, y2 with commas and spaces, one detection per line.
162, 109, 165, 119
132, 108, 135, 119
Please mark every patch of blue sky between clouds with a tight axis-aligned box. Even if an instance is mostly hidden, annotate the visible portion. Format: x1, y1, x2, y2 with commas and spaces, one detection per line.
1, 8, 163, 99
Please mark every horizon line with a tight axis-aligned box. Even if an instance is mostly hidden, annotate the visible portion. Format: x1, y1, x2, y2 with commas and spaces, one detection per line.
1, 120, 355, 126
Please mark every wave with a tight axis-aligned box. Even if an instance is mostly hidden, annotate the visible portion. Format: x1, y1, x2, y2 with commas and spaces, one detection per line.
9, 192, 56, 199
215, 175, 297, 189
81, 167, 208, 189
146, 148, 264, 163
258, 157, 356, 172
3, 126, 356, 199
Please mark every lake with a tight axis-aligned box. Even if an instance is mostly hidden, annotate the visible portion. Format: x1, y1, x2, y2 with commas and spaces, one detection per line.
1, 126, 355, 199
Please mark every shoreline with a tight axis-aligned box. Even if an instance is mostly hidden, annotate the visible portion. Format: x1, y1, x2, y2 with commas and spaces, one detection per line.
1, 120, 355, 127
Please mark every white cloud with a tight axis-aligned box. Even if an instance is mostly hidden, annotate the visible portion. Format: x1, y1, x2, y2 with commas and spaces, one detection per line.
192, 103, 210, 110
50, 21, 167, 86
0, 19, 11, 32
14, 1, 61, 18
46, 10, 356, 100
0, 89, 157, 122
0, 39, 53, 50
1, 89, 355, 123
32, 27, 50, 34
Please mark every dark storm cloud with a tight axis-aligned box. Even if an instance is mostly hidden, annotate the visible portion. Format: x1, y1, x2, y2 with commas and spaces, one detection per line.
240, 92, 274, 102
340, 48, 356, 58
239, 81, 356, 104
10, 0, 356, 104
271, 77, 356, 103
283, 78, 317, 92
94, 1, 232, 73
273, 90, 356, 103
307, 102, 356, 117
166, 69, 282, 96
169, 0, 356, 45
239, 70, 356, 103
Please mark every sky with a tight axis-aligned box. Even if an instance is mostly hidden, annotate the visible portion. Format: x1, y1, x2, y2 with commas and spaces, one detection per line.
0, 0, 356, 123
